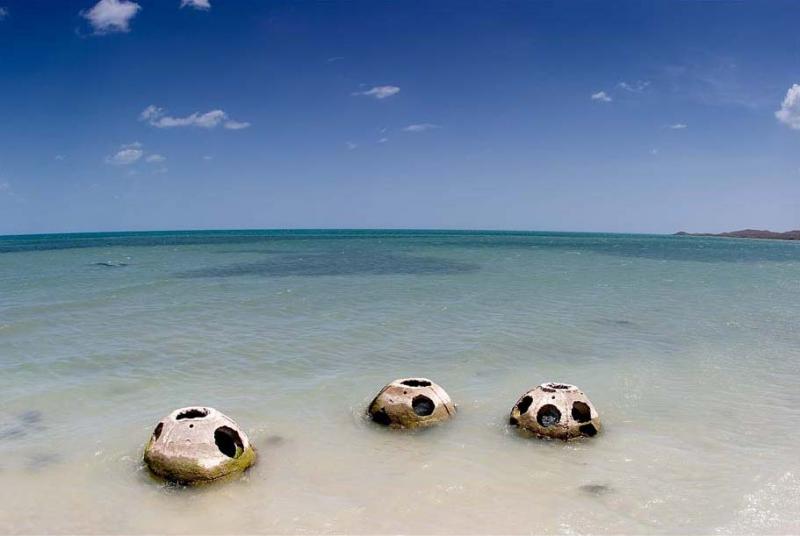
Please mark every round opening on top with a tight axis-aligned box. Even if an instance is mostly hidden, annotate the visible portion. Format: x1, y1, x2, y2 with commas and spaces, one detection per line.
545, 383, 573, 390
412, 395, 435, 416
516, 395, 533, 414
176, 408, 209, 420
401, 379, 432, 388
214, 426, 244, 458
537, 404, 562, 427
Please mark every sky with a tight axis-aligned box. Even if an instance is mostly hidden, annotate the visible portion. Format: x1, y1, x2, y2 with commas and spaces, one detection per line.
0, 0, 799, 235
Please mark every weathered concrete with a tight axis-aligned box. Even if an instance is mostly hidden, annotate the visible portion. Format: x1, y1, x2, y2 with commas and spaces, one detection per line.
509, 383, 601, 440
143, 406, 256, 484
368, 378, 456, 428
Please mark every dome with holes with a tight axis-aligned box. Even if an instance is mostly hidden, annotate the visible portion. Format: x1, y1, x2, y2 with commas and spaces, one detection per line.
143, 406, 256, 484
509, 383, 601, 440
368, 378, 456, 428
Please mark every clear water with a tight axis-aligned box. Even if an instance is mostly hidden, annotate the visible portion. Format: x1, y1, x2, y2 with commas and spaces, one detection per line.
1, 230, 799, 534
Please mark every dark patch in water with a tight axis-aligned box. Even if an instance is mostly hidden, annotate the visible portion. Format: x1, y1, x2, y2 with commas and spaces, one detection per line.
17, 410, 43, 424
175, 253, 479, 278
0, 410, 45, 440
26, 452, 61, 472
579, 483, 612, 496
92, 261, 128, 267
264, 435, 286, 445
595, 318, 636, 327
0, 426, 27, 440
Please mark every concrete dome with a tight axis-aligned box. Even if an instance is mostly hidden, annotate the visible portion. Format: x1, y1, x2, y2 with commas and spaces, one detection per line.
509, 383, 601, 440
143, 406, 256, 484
368, 378, 456, 428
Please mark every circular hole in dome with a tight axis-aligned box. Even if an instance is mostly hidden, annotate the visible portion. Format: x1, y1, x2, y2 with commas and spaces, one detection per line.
176, 408, 209, 420
370, 407, 392, 426
571, 401, 592, 423
517, 395, 533, 414
537, 404, 562, 427
579, 423, 598, 437
412, 395, 435, 416
547, 383, 571, 390
214, 426, 244, 458
401, 379, 432, 387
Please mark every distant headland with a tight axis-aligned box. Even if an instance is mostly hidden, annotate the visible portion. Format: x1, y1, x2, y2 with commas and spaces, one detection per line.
675, 229, 800, 240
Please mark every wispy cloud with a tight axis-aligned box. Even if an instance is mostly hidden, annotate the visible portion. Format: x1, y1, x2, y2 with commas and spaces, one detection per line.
106, 142, 143, 165
327, 56, 345, 63
667, 123, 688, 129
660, 54, 769, 109
140, 105, 250, 130
403, 123, 440, 132
81, 0, 141, 34
223, 120, 251, 130
591, 91, 612, 103
180, 0, 210, 10
145, 154, 166, 163
0, 181, 10, 193
618, 80, 650, 93
352, 85, 400, 99
378, 137, 389, 144
346, 142, 358, 150
55, 154, 66, 161
775, 84, 800, 130
0, 7, 8, 20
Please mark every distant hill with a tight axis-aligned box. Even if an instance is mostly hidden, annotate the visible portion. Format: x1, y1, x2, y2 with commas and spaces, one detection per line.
674, 229, 800, 240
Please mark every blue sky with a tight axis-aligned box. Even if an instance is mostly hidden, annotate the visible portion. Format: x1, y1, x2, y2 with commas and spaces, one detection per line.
0, 0, 799, 235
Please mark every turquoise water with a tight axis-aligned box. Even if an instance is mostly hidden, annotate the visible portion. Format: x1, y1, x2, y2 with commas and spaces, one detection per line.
1, 230, 799, 534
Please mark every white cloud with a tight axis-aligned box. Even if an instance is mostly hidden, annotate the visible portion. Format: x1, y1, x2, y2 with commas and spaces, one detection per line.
224, 120, 251, 130
106, 142, 143, 165
0, 181, 9, 193
591, 91, 612, 103
403, 123, 439, 132
145, 154, 166, 163
618, 80, 650, 93
775, 84, 800, 130
202, 155, 213, 160
140, 105, 250, 130
346, 142, 357, 150
667, 123, 688, 129
55, 154, 66, 161
82, 0, 141, 34
352, 85, 400, 99
180, 0, 210, 9
378, 137, 389, 144
649, 148, 659, 156
0, 7, 8, 20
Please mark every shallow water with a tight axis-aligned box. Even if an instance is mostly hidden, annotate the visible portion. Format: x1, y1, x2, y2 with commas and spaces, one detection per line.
1, 230, 799, 534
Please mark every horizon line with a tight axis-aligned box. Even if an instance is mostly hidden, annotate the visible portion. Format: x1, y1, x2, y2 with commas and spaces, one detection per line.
0, 227, 683, 239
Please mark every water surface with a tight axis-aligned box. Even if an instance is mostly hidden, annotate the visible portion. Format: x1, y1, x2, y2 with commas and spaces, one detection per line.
1, 230, 799, 534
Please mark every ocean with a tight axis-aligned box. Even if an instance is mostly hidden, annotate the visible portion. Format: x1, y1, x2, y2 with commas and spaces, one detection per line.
1, 230, 799, 534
